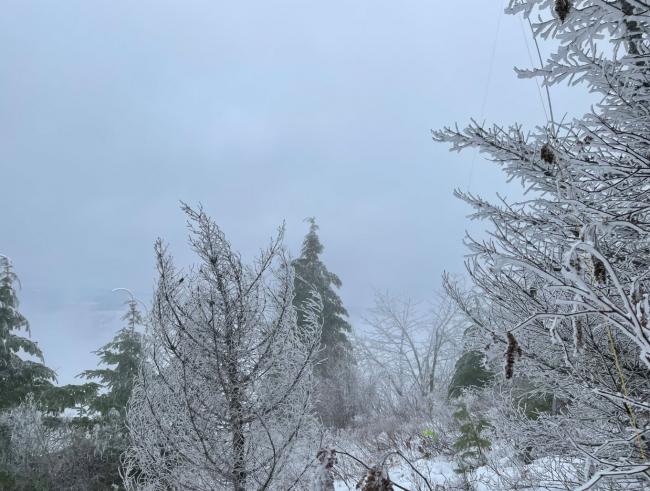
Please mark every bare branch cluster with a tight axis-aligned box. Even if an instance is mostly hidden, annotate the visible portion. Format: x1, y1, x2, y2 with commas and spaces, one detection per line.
356, 291, 463, 417
434, 0, 650, 487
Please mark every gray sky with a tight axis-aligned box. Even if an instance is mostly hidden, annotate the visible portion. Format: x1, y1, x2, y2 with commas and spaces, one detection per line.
1, 1, 588, 384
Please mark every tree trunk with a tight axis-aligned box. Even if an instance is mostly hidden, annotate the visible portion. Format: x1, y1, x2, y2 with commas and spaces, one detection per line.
231, 386, 246, 491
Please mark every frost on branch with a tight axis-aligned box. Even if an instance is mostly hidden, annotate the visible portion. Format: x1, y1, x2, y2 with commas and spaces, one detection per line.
434, 0, 650, 487
312, 448, 336, 491
355, 291, 463, 416
122, 205, 322, 490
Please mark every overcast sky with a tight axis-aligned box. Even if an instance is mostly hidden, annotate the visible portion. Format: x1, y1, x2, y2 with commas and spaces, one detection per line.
1, 1, 589, 384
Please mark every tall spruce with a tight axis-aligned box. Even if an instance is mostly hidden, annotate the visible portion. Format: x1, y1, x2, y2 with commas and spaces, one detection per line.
292, 218, 352, 375
0, 255, 55, 411
79, 290, 143, 418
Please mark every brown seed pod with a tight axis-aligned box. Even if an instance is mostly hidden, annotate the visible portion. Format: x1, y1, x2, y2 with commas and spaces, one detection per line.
555, 0, 571, 23
540, 143, 556, 164
592, 256, 607, 284
505, 332, 522, 379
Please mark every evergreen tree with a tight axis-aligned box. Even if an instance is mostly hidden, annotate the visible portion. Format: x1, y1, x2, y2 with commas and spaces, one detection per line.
292, 219, 355, 427
79, 290, 144, 418
0, 256, 55, 411
447, 351, 493, 399
292, 218, 352, 373
452, 403, 491, 477
53, 291, 147, 490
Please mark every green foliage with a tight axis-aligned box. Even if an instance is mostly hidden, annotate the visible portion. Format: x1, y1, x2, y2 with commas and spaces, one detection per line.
522, 395, 553, 419
79, 297, 144, 417
0, 261, 138, 489
0, 256, 56, 411
292, 218, 352, 373
62, 295, 144, 489
421, 428, 437, 440
452, 403, 491, 475
513, 382, 554, 421
0, 420, 13, 487
292, 219, 356, 427
448, 350, 494, 399
48, 383, 101, 416
0, 469, 16, 489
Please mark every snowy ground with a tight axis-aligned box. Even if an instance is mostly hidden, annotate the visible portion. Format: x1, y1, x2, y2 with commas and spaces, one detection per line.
334, 456, 457, 490
333, 454, 580, 490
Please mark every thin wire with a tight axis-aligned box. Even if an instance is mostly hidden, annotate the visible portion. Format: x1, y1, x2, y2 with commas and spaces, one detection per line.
528, 18, 556, 136
519, 16, 550, 123
112, 287, 148, 311
467, 0, 506, 191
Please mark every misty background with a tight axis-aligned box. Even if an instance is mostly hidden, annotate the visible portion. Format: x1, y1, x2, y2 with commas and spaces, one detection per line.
0, 0, 586, 384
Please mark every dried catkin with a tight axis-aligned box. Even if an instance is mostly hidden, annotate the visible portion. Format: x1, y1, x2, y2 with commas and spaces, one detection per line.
573, 317, 584, 354
541, 143, 556, 164
505, 332, 522, 379
592, 256, 607, 284
555, 0, 571, 23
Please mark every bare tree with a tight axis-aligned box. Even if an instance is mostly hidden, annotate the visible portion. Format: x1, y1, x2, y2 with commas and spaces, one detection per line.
356, 291, 462, 416
122, 205, 322, 490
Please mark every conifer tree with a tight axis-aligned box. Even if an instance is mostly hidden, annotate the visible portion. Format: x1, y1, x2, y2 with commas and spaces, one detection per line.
79, 289, 144, 418
57, 290, 147, 490
447, 351, 494, 400
452, 403, 491, 476
0, 255, 55, 411
292, 219, 352, 374
292, 219, 355, 427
